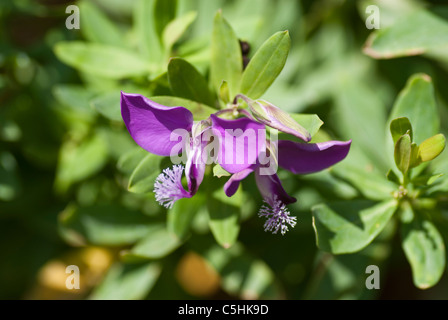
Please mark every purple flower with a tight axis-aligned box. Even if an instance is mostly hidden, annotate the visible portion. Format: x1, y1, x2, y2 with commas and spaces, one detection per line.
121, 92, 351, 234
121, 92, 264, 208
222, 139, 351, 234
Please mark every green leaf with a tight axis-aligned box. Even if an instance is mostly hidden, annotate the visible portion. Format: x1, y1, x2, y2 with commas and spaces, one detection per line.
167, 194, 205, 240
394, 133, 412, 174
58, 204, 156, 246
364, 10, 448, 59
210, 10, 242, 100
89, 262, 161, 300
128, 153, 163, 193
167, 58, 215, 107
199, 244, 281, 299
213, 164, 231, 178
90, 91, 122, 121
335, 79, 388, 171
386, 169, 401, 185
219, 81, 230, 104
399, 201, 414, 224
220, 255, 278, 299
53, 85, 96, 116
55, 132, 109, 192
154, 0, 177, 38
134, 0, 163, 64
332, 164, 397, 201
389, 74, 439, 146
312, 200, 398, 254
54, 41, 153, 79
78, 1, 124, 47
162, 11, 197, 52
289, 114, 323, 138
207, 186, 242, 248
278, 113, 323, 143
117, 147, 148, 174
401, 214, 446, 289
101, 127, 135, 161
124, 224, 182, 259
412, 173, 444, 187
240, 31, 290, 99
410, 142, 419, 169
151, 96, 216, 120
390, 117, 413, 145
418, 134, 446, 163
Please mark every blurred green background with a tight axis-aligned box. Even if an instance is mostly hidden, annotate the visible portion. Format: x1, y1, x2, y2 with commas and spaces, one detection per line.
1, 0, 447, 300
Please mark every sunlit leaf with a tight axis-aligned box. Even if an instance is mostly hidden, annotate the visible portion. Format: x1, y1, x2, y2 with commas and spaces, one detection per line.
58, 205, 156, 246
134, 0, 163, 64
55, 132, 109, 192
418, 134, 446, 163
390, 117, 413, 145
167, 58, 215, 107
364, 10, 448, 59
240, 31, 290, 99
90, 91, 122, 121
54, 41, 153, 79
394, 133, 412, 174
89, 262, 161, 299
312, 200, 398, 254
402, 214, 446, 289
124, 224, 182, 259
389, 74, 439, 145
207, 186, 242, 249
162, 11, 197, 52
79, 1, 124, 47
332, 164, 397, 201
210, 10, 242, 100
128, 153, 163, 194
167, 194, 205, 240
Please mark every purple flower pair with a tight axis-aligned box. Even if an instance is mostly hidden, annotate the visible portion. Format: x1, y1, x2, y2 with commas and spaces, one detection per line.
121, 92, 351, 234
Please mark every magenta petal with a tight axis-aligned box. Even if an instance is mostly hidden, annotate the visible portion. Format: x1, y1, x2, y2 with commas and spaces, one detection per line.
185, 136, 207, 195
210, 114, 266, 174
277, 140, 351, 174
121, 92, 193, 156
254, 170, 296, 206
223, 167, 254, 197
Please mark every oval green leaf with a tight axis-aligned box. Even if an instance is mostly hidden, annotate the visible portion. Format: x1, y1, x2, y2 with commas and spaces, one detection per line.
390, 117, 413, 145
418, 133, 446, 163
167, 58, 215, 107
210, 11, 242, 100
58, 205, 156, 246
364, 10, 448, 59
394, 133, 412, 174
54, 41, 153, 79
207, 186, 242, 249
79, 1, 124, 47
312, 200, 398, 254
126, 224, 182, 259
240, 31, 290, 99
128, 153, 163, 194
401, 215, 446, 289
89, 262, 161, 300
